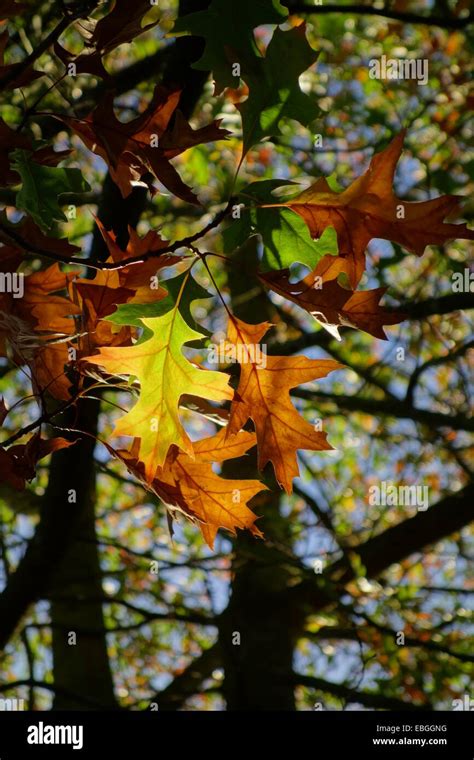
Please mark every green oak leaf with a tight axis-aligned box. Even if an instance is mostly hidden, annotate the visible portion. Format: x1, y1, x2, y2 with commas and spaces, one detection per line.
223, 180, 338, 270
258, 211, 337, 271
106, 270, 213, 344
238, 24, 320, 155
11, 149, 90, 231
172, 0, 288, 93
86, 308, 233, 480
237, 179, 298, 203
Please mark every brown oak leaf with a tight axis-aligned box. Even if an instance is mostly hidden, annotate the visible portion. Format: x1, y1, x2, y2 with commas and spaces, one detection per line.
260, 256, 404, 340
60, 87, 230, 203
0, 434, 74, 490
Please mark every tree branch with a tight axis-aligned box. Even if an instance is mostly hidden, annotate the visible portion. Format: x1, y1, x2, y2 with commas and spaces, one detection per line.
391, 292, 474, 319
146, 484, 474, 707
305, 623, 474, 664
0, 679, 115, 709
357, 613, 474, 664
278, 292, 474, 357
0, 395, 83, 449
47, 594, 214, 627
284, 2, 472, 30
293, 673, 432, 710
405, 339, 474, 406
0, 16, 71, 91
291, 483, 474, 612
294, 389, 474, 432
0, 200, 234, 272
151, 643, 222, 710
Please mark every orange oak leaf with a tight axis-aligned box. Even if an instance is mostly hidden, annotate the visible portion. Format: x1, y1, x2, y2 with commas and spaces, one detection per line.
158, 428, 264, 548
74, 281, 134, 355
111, 428, 264, 548
21, 264, 79, 336
273, 131, 474, 287
60, 86, 230, 203
75, 282, 135, 322
260, 257, 404, 340
93, 218, 180, 302
226, 317, 342, 493
32, 343, 74, 401
23, 266, 79, 400
162, 457, 264, 549
0, 262, 80, 400
187, 426, 256, 463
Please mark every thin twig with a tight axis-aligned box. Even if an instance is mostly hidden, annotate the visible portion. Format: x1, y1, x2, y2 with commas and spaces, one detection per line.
0, 395, 80, 448
0, 16, 71, 91
0, 200, 235, 271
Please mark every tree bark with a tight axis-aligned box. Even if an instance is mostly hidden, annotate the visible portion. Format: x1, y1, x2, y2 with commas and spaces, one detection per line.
46, 400, 116, 710
48, 175, 148, 709
219, 240, 302, 710
46, 0, 211, 709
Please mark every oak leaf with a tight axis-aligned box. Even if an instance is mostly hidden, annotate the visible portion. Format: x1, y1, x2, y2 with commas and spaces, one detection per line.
61, 87, 230, 203
237, 24, 319, 156
11, 149, 90, 231
223, 179, 337, 270
226, 317, 342, 493
157, 428, 264, 548
0, 434, 74, 490
73, 219, 179, 354
172, 0, 288, 94
92, 217, 180, 303
0, 263, 79, 400
86, 290, 233, 481
273, 131, 474, 287
259, 256, 404, 340
109, 428, 264, 548
54, 0, 160, 80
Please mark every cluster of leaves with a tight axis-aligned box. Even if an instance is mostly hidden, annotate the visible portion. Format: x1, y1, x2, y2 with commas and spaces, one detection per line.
0, 0, 473, 548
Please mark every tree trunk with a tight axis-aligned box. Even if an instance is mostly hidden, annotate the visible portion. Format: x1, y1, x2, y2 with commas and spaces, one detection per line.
46, 399, 116, 710
48, 0, 211, 708
219, 239, 302, 710
219, 494, 301, 710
